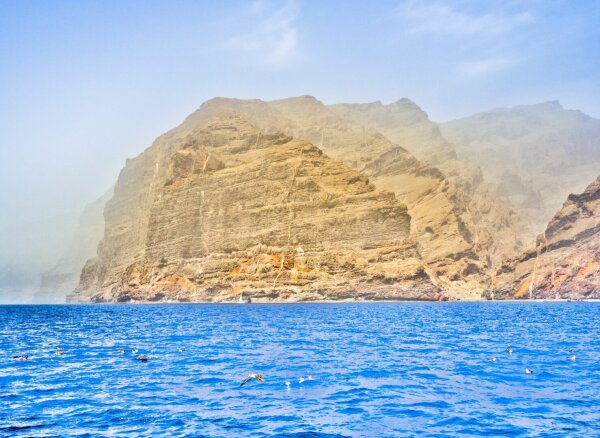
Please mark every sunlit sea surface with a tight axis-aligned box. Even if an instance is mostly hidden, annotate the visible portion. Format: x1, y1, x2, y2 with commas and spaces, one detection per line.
1, 303, 599, 437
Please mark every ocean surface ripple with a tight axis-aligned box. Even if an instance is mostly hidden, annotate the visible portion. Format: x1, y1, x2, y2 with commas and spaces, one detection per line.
1, 303, 599, 437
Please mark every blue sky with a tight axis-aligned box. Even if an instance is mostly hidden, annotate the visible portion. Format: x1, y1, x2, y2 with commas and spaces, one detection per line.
1, 0, 599, 228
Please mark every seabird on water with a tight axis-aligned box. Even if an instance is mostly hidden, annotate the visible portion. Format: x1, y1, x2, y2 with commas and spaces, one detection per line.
13, 355, 29, 361
525, 368, 534, 374
135, 354, 150, 362
239, 374, 264, 387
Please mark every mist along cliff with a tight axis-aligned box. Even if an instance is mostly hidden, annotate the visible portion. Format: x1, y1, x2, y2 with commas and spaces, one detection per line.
75, 114, 441, 303
440, 101, 600, 236
492, 176, 600, 300
33, 190, 111, 304
180, 96, 523, 296
0, 213, 81, 304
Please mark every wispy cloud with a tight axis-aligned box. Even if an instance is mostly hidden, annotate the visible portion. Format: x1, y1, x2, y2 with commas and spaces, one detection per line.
228, 1, 300, 66
394, 1, 535, 80
398, 1, 534, 37
458, 56, 514, 78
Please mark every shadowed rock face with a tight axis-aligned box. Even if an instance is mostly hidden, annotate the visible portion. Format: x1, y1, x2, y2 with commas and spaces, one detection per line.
76, 114, 440, 303
179, 96, 525, 297
441, 101, 600, 237
493, 176, 600, 299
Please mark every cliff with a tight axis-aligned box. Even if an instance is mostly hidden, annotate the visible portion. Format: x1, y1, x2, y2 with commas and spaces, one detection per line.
179, 96, 525, 296
75, 97, 599, 302
493, 176, 600, 299
441, 101, 600, 237
34, 190, 111, 303
328, 99, 524, 263
0, 213, 78, 304
329, 99, 457, 166
75, 114, 440, 303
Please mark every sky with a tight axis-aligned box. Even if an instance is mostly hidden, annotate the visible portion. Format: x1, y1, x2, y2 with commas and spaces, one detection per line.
1, 0, 600, 230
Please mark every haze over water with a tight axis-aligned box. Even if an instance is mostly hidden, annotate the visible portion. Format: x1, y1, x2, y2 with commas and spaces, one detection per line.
1, 302, 598, 436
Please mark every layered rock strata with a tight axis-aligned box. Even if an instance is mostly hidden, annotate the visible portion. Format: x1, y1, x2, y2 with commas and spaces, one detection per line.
492, 176, 600, 299
329, 99, 524, 262
76, 114, 440, 302
181, 96, 523, 296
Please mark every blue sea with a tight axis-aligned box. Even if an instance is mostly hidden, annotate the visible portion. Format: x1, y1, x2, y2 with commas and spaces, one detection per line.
0, 303, 599, 437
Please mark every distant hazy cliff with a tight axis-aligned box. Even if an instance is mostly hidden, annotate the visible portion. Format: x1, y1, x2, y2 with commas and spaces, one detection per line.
329, 99, 523, 266
34, 190, 111, 304
441, 101, 600, 237
493, 176, 600, 299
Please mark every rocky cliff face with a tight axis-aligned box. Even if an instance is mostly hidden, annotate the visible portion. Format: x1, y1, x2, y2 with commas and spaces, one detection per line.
329, 99, 457, 166
34, 190, 111, 303
73, 97, 600, 302
75, 114, 440, 303
178, 96, 526, 296
328, 99, 524, 262
493, 176, 600, 299
441, 101, 600, 237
